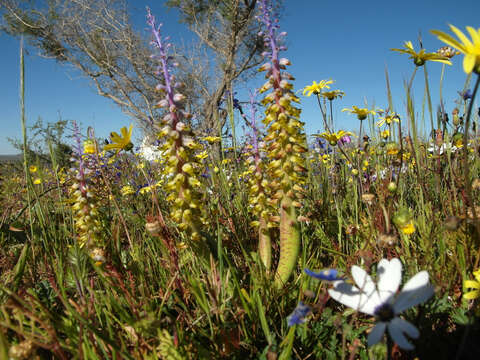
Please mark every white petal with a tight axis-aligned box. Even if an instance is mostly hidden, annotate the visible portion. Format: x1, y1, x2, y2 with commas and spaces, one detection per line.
367, 322, 387, 347
377, 258, 402, 302
394, 272, 434, 314
402, 271, 429, 292
352, 265, 376, 295
328, 282, 381, 316
387, 317, 419, 350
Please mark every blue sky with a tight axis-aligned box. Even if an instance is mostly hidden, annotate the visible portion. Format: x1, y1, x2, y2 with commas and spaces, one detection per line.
1, 0, 479, 154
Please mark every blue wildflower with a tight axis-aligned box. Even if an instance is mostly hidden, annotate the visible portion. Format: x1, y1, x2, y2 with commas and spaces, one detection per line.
287, 301, 311, 326
304, 268, 342, 281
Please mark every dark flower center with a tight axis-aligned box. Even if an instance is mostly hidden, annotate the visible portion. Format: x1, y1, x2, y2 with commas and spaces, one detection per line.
374, 303, 395, 322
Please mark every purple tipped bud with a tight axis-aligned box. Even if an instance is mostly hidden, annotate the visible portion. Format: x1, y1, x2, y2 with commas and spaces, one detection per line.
279, 58, 291, 66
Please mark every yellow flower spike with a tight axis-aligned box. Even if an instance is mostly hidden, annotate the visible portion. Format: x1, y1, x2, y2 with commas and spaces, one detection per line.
301, 80, 334, 96
431, 25, 480, 74
391, 40, 452, 67
314, 130, 354, 146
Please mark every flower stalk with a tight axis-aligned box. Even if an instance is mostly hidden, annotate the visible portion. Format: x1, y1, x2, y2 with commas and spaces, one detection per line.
259, 0, 307, 286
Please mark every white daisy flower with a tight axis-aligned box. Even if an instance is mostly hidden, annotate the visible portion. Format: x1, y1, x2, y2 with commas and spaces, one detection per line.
328, 258, 434, 350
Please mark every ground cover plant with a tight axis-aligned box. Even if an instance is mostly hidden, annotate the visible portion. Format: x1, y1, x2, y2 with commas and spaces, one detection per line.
2, 1, 480, 359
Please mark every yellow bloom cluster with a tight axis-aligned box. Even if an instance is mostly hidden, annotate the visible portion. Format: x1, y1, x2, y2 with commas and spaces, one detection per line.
260, 57, 308, 220
155, 90, 207, 241
246, 144, 276, 229
69, 162, 104, 264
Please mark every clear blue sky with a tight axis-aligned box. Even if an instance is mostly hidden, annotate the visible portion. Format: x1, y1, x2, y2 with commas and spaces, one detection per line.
1, 0, 479, 154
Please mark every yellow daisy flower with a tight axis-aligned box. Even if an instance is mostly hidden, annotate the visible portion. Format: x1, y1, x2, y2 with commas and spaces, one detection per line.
391, 41, 452, 67
314, 130, 354, 146
342, 106, 376, 120
29, 165, 38, 173
431, 25, 480, 74
201, 136, 221, 144
120, 185, 135, 196
377, 113, 400, 127
33, 178, 42, 185
301, 80, 334, 97
399, 221, 416, 235
104, 124, 134, 153
195, 151, 208, 160
321, 89, 345, 101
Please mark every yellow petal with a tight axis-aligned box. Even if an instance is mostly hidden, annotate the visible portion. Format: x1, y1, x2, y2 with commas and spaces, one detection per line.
463, 53, 476, 74
464, 280, 480, 289
120, 126, 128, 138
466, 26, 480, 46
431, 30, 465, 52
104, 144, 120, 151
110, 132, 121, 142
449, 24, 473, 49
463, 290, 480, 300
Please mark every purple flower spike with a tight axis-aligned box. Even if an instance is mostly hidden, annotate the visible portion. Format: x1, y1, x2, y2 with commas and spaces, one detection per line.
304, 268, 341, 281
287, 301, 311, 326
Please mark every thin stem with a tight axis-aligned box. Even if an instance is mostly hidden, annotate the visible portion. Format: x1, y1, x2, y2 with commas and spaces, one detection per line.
439, 63, 446, 130
316, 94, 331, 133
329, 99, 335, 132
423, 64, 434, 139
462, 74, 480, 268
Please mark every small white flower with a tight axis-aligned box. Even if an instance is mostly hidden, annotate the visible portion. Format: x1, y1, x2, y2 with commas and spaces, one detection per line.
328, 258, 434, 350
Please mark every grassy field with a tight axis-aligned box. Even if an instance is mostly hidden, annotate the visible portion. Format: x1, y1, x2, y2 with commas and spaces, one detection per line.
1, 5, 480, 360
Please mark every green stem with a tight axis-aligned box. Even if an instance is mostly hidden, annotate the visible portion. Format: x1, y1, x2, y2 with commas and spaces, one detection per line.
439, 63, 446, 129
423, 63, 434, 139
463, 74, 480, 269
316, 94, 331, 133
